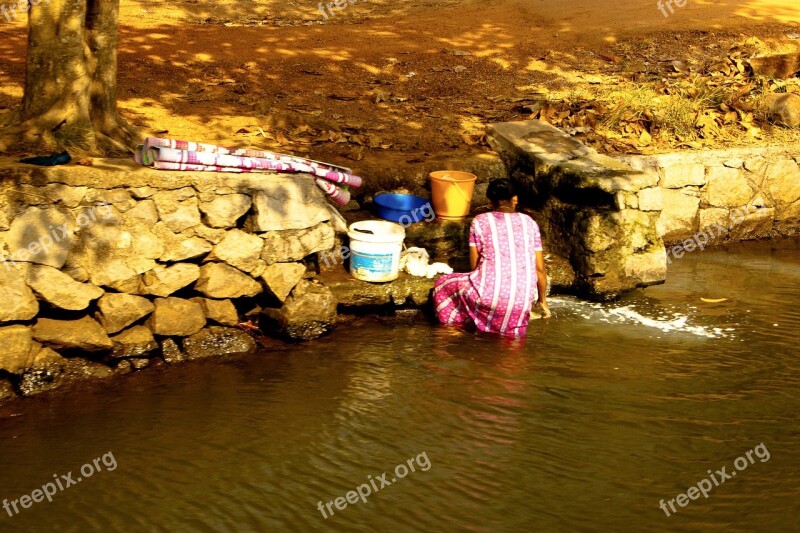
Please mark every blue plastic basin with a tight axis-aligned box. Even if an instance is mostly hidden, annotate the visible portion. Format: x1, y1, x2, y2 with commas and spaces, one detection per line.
373, 193, 434, 224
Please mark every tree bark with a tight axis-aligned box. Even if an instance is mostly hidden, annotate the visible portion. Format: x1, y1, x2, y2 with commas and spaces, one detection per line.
0, 0, 140, 155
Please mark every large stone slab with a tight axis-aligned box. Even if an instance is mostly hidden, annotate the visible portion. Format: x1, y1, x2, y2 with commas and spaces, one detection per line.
65, 205, 159, 290
0, 266, 39, 321
0, 325, 34, 374
488, 120, 656, 193
261, 262, 307, 302
153, 188, 202, 232
192, 298, 239, 326
110, 326, 159, 359
487, 119, 594, 172
199, 194, 252, 228
660, 189, 700, 243
248, 175, 331, 231
148, 297, 206, 336
262, 280, 337, 340
152, 222, 213, 262
261, 223, 335, 264
195, 263, 263, 299
4, 207, 75, 268
728, 207, 775, 240
33, 316, 113, 352
766, 159, 800, 205
123, 199, 159, 226
97, 293, 155, 334
660, 163, 706, 188
24, 264, 104, 311
705, 167, 753, 208
324, 274, 435, 307
206, 229, 265, 275
140, 263, 200, 297
487, 120, 666, 299
554, 153, 657, 194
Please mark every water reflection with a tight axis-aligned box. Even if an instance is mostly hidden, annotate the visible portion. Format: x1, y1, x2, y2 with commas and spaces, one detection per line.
0, 239, 799, 531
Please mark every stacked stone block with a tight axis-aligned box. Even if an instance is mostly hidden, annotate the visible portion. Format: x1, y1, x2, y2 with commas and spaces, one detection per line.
620, 147, 800, 245
0, 162, 339, 400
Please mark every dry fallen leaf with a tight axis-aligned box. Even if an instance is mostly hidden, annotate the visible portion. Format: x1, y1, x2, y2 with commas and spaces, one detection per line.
599, 53, 623, 64
443, 48, 471, 56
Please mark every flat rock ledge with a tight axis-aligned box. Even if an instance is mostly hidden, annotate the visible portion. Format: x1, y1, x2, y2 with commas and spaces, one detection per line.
488, 120, 800, 299
321, 272, 436, 309
488, 120, 666, 300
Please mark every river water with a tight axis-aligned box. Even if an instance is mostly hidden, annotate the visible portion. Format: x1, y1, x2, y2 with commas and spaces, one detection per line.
1, 239, 799, 532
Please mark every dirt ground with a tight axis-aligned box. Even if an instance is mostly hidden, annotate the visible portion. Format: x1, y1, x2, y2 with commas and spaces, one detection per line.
1, 0, 799, 168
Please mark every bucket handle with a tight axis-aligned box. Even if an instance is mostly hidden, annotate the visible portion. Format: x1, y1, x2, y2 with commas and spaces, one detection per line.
446, 179, 473, 205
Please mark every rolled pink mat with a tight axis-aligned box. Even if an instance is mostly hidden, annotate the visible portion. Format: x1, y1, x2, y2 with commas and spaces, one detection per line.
320, 170, 363, 188
315, 179, 351, 205
135, 137, 363, 192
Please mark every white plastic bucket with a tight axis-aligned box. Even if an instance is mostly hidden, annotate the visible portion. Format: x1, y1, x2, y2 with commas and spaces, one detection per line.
347, 220, 405, 282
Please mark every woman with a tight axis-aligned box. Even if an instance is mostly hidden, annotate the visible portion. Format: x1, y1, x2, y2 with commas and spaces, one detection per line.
432, 179, 550, 337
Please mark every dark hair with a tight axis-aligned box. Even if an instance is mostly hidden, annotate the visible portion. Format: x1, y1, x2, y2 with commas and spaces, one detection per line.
486, 179, 516, 204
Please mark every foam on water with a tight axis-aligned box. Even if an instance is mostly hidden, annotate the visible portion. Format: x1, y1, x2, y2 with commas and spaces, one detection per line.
549, 297, 733, 339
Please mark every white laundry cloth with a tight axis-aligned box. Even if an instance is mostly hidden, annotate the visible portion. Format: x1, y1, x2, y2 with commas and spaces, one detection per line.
399, 247, 453, 278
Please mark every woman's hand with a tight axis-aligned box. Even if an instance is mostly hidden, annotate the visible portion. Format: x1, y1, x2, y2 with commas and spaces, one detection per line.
536, 299, 551, 319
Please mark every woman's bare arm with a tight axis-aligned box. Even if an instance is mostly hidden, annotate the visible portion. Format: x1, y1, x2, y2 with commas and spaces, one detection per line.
470, 245, 479, 270
535, 251, 551, 318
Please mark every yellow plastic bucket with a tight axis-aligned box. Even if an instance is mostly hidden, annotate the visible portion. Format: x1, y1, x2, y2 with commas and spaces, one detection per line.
429, 171, 477, 219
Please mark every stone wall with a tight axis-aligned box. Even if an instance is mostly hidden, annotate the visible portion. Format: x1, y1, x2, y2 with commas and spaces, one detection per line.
488, 120, 667, 300
0, 159, 339, 401
618, 146, 800, 245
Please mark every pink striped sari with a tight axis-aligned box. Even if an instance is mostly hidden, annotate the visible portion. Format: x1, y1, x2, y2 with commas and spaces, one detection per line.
433, 212, 543, 337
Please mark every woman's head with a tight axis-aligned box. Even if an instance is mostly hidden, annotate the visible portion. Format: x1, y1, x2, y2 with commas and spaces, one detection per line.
486, 179, 518, 208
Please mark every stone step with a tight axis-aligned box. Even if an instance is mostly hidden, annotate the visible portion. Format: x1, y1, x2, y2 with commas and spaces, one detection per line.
318, 269, 435, 309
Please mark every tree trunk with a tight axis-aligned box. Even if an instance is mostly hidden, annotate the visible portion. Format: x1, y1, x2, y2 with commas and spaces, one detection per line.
1, 0, 139, 155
